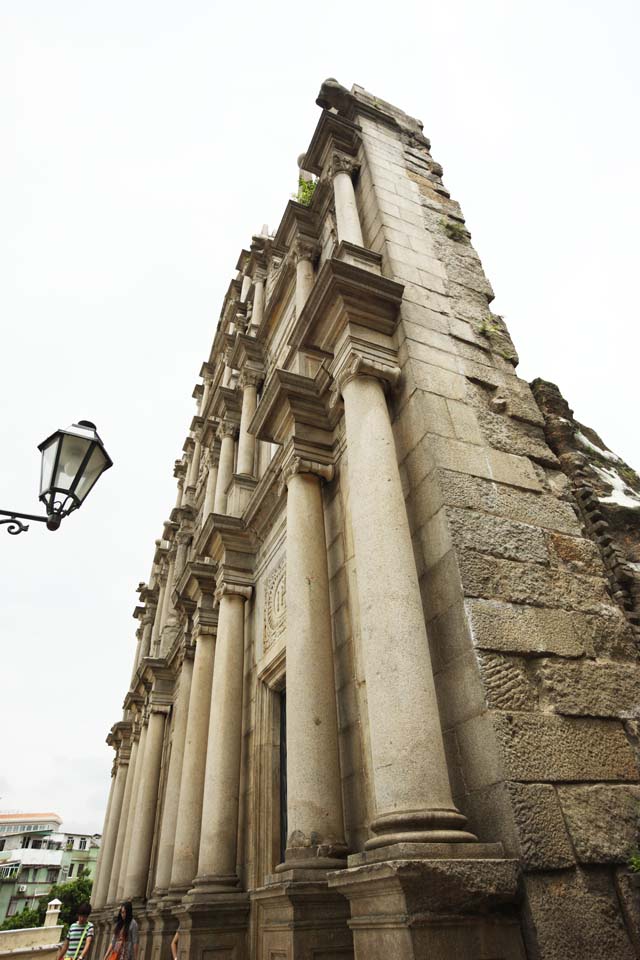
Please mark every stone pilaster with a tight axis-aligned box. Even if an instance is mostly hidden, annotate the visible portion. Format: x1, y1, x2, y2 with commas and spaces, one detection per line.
168, 567, 218, 896
236, 370, 261, 478
93, 723, 131, 907
190, 578, 253, 893
116, 718, 148, 900
275, 451, 347, 872
214, 419, 237, 514
152, 650, 194, 895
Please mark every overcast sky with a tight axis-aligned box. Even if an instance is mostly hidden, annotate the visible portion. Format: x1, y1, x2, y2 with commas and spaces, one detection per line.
1, 1, 638, 834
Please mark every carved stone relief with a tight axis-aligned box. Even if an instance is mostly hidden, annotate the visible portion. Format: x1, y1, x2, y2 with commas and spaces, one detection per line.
263, 558, 286, 651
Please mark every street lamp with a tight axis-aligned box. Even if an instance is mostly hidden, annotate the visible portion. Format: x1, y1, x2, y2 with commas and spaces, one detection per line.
0, 421, 112, 536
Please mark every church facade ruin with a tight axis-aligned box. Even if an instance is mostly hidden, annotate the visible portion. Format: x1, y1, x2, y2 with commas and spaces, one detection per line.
90, 80, 640, 959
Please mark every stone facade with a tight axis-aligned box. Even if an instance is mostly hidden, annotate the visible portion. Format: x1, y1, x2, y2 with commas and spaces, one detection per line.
91, 80, 640, 959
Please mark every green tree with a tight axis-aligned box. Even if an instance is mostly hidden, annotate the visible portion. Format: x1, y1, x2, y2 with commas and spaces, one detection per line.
0, 907, 41, 931
36, 876, 93, 934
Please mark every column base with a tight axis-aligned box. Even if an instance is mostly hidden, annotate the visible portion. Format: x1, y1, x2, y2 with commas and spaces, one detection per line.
328, 855, 526, 960
251, 876, 353, 960
175, 892, 249, 960
187, 873, 240, 897
366, 807, 477, 849
275, 843, 349, 874
135, 909, 154, 960
144, 900, 179, 960
90, 907, 114, 960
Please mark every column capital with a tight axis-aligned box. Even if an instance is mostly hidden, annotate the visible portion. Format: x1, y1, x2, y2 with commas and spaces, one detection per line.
215, 580, 253, 604
281, 453, 334, 491
292, 234, 320, 265
332, 350, 401, 399
326, 150, 360, 181
303, 109, 361, 178
217, 419, 237, 440
239, 367, 263, 390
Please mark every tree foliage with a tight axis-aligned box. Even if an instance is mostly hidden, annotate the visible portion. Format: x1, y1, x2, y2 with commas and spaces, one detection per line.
37, 876, 93, 934
0, 907, 41, 931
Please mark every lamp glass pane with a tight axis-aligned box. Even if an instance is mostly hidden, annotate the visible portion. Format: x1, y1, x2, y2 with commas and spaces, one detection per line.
53, 434, 92, 493
39, 438, 60, 495
74, 445, 108, 502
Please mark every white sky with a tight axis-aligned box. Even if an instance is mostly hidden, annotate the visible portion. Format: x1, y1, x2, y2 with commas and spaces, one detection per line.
1, 0, 638, 834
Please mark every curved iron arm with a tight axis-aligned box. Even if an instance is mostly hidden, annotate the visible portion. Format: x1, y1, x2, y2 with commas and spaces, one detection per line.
0, 510, 50, 536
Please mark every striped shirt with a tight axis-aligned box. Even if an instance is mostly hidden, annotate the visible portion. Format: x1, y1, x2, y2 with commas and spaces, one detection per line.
66, 921, 94, 959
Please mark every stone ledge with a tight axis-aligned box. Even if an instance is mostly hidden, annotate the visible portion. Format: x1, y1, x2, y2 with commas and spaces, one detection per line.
328, 856, 520, 915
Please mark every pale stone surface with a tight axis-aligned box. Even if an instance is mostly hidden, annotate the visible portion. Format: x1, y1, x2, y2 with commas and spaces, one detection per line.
459, 551, 611, 612
153, 657, 193, 891
447, 507, 549, 564
94, 81, 640, 960
537, 658, 640, 718
107, 733, 139, 902
125, 708, 167, 898
92, 758, 128, 906
466, 598, 591, 657
340, 369, 470, 845
557, 785, 640, 863
282, 468, 345, 866
491, 713, 638, 783
195, 589, 248, 886
170, 633, 216, 890
506, 783, 574, 870
523, 869, 636, 960
439, 467, 581, 533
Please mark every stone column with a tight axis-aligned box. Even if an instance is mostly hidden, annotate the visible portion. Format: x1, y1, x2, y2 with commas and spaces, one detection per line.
174, 477, 185, 510
236, 372, 260, 477
336, 357, 474, 848
192, 581, 251, 891
175, 530, 191, 580
213, 421, 236, 515
153, 655, 194, 893
329, 153, 364, 247
159, 554, 176, 634
140, 607, 155, 660
124, 705, 168, 899
250, 272, 266, 334
93, 755, 129, 906
92, 765, 116, 906
294, 239, 316, 318
151, 568, 167, 656
185, 439, 202, 501
169, 614, 217, 893
130, 627, 144, 684
279, 457, 346, 869
202, 448, 219, 518
240, 274, 251, 302
114, 722, 147, 901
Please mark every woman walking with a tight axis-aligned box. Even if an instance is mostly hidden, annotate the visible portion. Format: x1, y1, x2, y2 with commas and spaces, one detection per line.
103, 902, 139, 960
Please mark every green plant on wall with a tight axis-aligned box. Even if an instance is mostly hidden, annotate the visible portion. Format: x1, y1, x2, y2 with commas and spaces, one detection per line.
630, 853, 640, 873
293, 177, 317, 207
440, 217, 466, 241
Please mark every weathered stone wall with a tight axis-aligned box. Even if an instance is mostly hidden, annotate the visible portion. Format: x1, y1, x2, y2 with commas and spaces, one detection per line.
94, 80, 640, 960
349, 83, 640, 957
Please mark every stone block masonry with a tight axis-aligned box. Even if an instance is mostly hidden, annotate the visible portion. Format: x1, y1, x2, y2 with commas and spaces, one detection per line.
90, 78, 640, 960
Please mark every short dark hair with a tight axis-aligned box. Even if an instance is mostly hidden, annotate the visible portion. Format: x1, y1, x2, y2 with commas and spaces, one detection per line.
77, 902, 92, 917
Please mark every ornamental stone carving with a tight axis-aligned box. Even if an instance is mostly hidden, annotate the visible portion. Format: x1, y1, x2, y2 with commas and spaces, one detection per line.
263, 558, 286, 651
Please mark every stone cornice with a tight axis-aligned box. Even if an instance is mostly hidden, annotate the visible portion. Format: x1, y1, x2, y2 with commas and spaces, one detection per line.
235, 248, 251, 274
250, 367, 337, 466
303, 109, 362, 178
211, 384, 242, 426
229, 333, 265, 379
289, 246, 404, 356
273, 200, 319, 252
